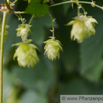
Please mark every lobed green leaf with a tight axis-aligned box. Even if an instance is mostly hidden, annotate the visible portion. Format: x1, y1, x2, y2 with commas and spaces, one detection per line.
25, 0, 49, 17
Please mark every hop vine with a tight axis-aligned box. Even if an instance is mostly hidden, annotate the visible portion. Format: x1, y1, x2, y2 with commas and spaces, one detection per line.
0, 0, 103, 103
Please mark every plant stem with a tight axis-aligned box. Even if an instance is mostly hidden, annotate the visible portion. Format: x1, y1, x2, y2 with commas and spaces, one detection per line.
0, 11, 7, 103
49, 1, 74, 7
50, 0, 103, 10
48, 12, 55, 37
0, 1, 9, 102
81, 5, 86, 15
79, 1, 102, 9
14, 11, 25, 14
4, 0, 14, 12
13, 1, 103, 14
29, 15, 35, 25
76, 0, 80, 16
12, 0, 17, 5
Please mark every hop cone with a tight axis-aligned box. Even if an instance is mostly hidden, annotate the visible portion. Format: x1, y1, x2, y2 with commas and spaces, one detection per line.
13, 40, 39, 67
44, 37, 63, 60
16, 24, 31, 41
67, 15, 97, 42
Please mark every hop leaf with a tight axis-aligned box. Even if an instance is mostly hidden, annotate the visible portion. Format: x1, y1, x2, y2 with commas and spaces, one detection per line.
67, 15, 97, 43
44, 37, 63, 60
43, 0, 49, 3
16, 24, 31, 41
25, 0, 49, 17
13, 41, 39, 67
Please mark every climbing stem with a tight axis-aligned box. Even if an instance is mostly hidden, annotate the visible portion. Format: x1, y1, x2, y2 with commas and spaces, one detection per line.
4, 0, 14, 12
49, 1, 74, 7
48, 12, 55, 37
50, 1, 103, 10
0, 11, 7, 103
79, 1, 102, 9
14, 11, 25, 14
12, 1, 103, 14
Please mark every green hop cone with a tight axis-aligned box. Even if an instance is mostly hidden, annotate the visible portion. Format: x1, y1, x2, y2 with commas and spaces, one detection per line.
13, 40, 39, 67
44, 37, 63, 60
16, 24, 31, 41
67, 15, 97, 43
0, 25, 9, 40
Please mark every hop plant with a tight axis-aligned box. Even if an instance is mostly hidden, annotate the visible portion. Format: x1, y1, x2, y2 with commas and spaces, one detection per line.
44, 37, 63, 60
0, 25, 9, 40
67, 15, 97, 42
16, 24, 31, 41
13, 40, 39, 67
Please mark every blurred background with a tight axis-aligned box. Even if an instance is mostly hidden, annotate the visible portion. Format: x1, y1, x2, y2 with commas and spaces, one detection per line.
1, 0, 103, 103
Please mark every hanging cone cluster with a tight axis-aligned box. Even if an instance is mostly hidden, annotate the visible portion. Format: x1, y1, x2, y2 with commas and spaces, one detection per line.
67, 15, 97, 42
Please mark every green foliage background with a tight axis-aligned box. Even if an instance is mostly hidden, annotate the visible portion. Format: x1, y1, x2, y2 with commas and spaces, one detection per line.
1, 0, 103, 103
